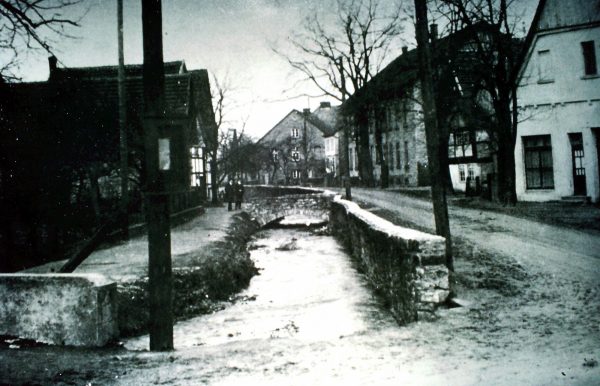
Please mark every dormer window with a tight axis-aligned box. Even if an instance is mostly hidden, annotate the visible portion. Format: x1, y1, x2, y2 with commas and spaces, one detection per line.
581, 41, 597, 76
291, 128, 299, 138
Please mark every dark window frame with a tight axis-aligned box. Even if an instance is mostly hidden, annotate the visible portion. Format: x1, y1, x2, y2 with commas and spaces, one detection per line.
582, 41, 598, 76
523, 135, 554, 190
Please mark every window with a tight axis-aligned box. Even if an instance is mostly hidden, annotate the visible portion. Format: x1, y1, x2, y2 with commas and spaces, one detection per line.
523, 135, 554, 189
396, 142, 401, 169
272, 149, 279, 161
537, 50, 553, 83
448, 131, 473, 159
291, 147, 300, 162
458, 164, 466, 182
388, 143, 394, 170
292, 170, 300, 179
190, 146, 204, 187
467, 164, 475, 180
291, 128, 299, 138
582, 41, 598, 76
354, 148, 358, 171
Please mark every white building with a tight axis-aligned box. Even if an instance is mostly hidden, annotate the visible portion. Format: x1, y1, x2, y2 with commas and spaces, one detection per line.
515, 0, 600, 203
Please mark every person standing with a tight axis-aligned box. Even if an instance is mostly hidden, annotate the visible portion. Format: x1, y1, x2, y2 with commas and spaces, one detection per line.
225, 180, 234, 211
234, 180, 244, 210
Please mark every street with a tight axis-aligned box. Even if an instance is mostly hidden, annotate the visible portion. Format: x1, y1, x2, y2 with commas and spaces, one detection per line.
2, 190, 599, 385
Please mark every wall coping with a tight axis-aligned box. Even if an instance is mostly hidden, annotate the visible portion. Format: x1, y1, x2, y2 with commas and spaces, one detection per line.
333, 195, 445, 243
0, 273, 114, 287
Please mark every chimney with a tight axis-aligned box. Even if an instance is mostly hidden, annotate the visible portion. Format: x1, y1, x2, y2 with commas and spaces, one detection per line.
303, 108, 311, 115
48, 55, 58, 74
430, 23, 438, 42
320, 101, 331, 109
402, 46, 408, 54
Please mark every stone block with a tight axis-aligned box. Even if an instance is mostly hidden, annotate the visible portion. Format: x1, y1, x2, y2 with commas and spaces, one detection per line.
0, 273, 118, 347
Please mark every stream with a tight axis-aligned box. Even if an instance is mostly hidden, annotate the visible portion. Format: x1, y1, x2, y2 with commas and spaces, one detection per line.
121, 227, 448, 384
125, 227, 400, 350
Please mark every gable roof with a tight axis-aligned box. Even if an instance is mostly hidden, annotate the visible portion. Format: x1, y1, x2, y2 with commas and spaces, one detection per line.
0, 61, 214, 166
537, 0, 600, 31
516, 0, 600, 85
341, 22, 503, 114
257, 108, 338, 144
49, 60, 187, 81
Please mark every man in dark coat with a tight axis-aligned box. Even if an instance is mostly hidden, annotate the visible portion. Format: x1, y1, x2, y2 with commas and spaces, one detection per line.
234, 180, 244, 210
225, 180, 234, 211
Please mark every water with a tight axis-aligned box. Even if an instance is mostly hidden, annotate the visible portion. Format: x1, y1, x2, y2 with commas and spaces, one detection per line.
126, 228, 397, 350
122, 228, 455, 385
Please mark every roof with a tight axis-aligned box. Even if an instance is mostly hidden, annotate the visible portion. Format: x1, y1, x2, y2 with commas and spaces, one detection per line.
311, 103, 339, 137
342, 22, 503, 114
515, 0, 600, 85
49, 60, 187, 81
0, 61, 214, 166
537, 0, 600, 31
257, 108, 338, 144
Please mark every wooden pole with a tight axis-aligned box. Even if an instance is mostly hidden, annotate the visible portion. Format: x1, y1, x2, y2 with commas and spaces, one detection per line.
117, 0, 129, 240
141, 0, 173, 351
414, 0, 453, 271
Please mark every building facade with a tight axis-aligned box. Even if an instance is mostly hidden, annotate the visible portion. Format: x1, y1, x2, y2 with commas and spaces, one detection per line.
342, 24, 497, 190
0, 58, 215, 270
257, 103, 336, 185
515, 0, 600, 203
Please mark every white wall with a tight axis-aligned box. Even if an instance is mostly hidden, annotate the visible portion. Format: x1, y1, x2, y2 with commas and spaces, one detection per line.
516, 25, 600, 202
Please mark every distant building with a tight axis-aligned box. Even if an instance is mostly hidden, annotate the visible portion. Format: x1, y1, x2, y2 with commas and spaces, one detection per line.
257, 102, 337, 185
340, 23, 498, 190
312, 102, 340, 184
515, 0, 600, 203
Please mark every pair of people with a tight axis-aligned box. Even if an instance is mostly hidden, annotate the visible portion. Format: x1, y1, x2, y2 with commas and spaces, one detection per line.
225, 179, 244, 211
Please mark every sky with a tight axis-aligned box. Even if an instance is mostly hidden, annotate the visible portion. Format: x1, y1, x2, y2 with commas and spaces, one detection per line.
13, 0, 538, 140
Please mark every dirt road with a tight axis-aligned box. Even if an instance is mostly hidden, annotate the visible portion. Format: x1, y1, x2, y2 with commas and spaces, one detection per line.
350, 188, 600, 283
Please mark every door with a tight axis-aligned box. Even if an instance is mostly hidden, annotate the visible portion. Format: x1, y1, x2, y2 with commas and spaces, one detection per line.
569, 133, 586, 196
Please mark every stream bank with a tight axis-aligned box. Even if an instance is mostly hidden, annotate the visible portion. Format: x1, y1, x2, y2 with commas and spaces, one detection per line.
117, 212, 260, 337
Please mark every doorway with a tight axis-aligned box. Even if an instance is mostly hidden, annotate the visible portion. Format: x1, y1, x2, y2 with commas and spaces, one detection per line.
569, 133, 586, 196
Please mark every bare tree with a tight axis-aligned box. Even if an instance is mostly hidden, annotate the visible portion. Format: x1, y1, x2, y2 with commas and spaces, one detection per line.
434, 0, 525, 204
276, 0, 405, 187
0, 0, 84, 81
206, 73, 248, 204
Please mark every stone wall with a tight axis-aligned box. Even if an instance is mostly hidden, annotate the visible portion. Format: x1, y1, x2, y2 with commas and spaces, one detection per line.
243, 185, 333, 226
243, 185, 450, 323
329, 196, 449, 323
0, 273, 118, 346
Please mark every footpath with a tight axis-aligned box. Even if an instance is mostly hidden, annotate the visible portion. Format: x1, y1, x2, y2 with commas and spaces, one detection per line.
27, 207, 237, 281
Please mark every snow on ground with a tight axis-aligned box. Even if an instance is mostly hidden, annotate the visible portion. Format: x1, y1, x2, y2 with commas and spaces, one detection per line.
2, 191, 599, 385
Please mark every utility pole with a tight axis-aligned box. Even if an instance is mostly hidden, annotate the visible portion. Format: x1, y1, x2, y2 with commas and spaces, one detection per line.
141, 0, 173, 351
414, 0, 453, 271
302, 108, 309, 185
117, 0, 129, 240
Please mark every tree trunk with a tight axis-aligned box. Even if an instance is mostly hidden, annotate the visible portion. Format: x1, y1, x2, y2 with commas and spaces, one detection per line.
374, 108, 389, 189
210, 154, 219, 205
414, 0, 453, 271
355, 106, 374, 187
495, 118, 517, 204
